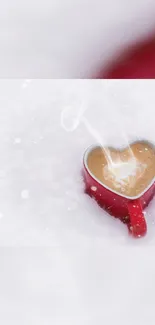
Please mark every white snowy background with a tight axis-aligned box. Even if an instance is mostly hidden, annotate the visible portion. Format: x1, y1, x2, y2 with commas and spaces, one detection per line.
1, 79, 155, 324
1, 0, 155, 77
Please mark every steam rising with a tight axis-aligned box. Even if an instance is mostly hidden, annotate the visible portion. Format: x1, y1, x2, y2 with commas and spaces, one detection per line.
61, 103, 146, 188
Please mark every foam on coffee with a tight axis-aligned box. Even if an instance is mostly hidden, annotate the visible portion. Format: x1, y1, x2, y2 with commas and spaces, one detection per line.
87, 142, 155, 197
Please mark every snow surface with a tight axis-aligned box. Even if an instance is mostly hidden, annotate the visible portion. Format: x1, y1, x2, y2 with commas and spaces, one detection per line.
1, 79, 155, 324
1, 0, 155, 77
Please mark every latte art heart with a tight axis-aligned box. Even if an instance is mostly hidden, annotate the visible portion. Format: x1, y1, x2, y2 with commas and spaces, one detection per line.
87, 142, 155, 197
103, 159, 147, 193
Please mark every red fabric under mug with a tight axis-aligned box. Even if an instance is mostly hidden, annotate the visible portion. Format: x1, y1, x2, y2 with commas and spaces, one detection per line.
83, 144, 155, 237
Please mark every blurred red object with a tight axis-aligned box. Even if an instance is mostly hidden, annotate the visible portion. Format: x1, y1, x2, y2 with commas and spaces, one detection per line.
96, 35, 155, 79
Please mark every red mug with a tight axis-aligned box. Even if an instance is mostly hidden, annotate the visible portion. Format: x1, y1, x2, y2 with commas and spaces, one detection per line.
83, 144, 155, 237
95, 35, 155, 79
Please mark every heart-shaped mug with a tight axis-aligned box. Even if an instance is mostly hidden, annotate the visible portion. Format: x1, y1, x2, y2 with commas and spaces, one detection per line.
83, 140, 155, 237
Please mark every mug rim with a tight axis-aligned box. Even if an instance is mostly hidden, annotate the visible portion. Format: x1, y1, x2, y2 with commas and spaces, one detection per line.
83, 139, 155, 200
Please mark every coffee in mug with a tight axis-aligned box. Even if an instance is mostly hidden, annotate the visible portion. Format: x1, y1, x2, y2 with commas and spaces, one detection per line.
87, 142, 155, 197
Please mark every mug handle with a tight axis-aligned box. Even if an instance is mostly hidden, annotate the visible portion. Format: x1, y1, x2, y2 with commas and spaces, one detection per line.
127, 199, 147, 237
